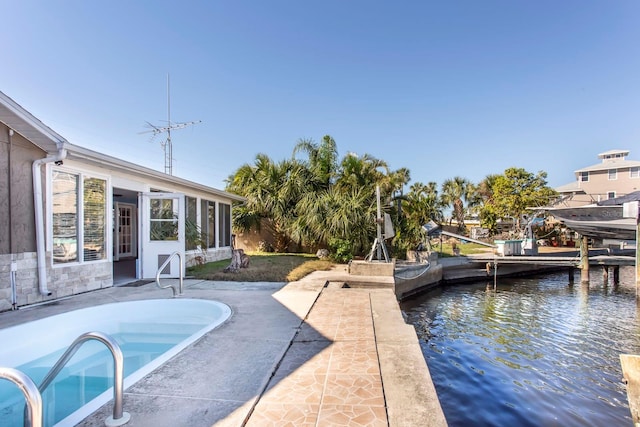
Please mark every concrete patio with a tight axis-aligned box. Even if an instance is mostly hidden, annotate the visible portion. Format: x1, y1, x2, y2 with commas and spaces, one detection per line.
0, 266, 446, 427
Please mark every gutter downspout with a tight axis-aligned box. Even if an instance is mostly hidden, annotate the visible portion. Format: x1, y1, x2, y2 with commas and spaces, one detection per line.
8, 128, 18, 310
32, 144, 67, 296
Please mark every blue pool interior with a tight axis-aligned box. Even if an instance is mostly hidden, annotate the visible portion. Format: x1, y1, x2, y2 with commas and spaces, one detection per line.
0, 322, 206, 426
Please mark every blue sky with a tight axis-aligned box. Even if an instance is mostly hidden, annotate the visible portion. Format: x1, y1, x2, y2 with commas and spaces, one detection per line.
3, 1, 639, 191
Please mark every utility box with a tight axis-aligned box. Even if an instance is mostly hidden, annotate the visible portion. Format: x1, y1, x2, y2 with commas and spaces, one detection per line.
494, 239, 522, 256
623, 201, 639, 219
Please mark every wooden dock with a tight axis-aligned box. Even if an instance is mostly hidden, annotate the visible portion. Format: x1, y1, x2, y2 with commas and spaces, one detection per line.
487, 254, 635, 267
484, 253, 635, 286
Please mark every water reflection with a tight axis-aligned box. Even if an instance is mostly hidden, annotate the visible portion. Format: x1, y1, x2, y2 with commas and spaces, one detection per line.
402, 267, 638, 427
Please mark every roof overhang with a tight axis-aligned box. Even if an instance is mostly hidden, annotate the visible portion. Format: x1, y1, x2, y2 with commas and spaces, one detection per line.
555, 182, 584, 194
63, 142, 245, 202
0, 91, 67, 153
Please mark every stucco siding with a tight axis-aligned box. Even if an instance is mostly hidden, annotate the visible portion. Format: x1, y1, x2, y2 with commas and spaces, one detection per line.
0, 124, 42, 255
576, 168, 639, 201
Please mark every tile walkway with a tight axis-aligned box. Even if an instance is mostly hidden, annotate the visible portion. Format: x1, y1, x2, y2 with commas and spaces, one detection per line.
245, 288, 388, 426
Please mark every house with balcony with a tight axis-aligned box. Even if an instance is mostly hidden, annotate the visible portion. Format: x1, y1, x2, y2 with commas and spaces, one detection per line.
555, 149, 640, 207
0, 91, 244, 311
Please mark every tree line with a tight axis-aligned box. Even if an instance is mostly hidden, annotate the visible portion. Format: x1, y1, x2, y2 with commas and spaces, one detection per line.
225, 135, 557, 260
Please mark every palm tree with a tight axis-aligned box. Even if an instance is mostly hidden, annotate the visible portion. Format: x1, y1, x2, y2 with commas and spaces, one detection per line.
406, 181, 444, 224
226, 154, 308, 252
440, 176, 475, 232
394, 181, 445, 249
292, 186, 376, 255
335, 152, 388, 192
227, 136, 412, 257
292, 135, 338, 191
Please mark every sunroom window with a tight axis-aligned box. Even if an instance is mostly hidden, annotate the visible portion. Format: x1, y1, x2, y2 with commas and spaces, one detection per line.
52, 170, 107, 264
200, 199, 216, 249
83, 178, 107, 261
218, 203, 231, 247
185, 196, 198, 250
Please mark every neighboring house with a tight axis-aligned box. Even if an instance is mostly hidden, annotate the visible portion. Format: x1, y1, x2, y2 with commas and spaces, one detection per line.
0, 91, 244, 311
555, 149, 640, 207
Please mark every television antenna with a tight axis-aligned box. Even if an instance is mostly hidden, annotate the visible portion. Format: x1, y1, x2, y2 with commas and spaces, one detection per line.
140, 74, 201, 175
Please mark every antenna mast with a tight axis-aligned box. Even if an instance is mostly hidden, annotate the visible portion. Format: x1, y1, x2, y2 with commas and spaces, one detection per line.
140, 74, 201, 175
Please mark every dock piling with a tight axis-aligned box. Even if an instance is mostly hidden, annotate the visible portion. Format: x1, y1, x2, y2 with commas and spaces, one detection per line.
493, 261, 497, 291
580, 236, 590, 284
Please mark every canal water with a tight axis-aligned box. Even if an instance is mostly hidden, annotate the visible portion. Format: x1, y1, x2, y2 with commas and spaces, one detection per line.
401, 266, 639, 427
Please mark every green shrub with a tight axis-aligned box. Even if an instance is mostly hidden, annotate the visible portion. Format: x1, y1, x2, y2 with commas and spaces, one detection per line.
328, 238, 353, 263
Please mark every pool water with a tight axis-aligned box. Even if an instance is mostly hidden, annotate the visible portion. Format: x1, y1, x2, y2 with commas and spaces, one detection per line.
1, 326, 201, 426
0, 298, 231, 427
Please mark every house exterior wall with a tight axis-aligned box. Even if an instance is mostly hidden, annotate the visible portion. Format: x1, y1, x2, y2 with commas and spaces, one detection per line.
1, 90, 242, 312
0, 125, 48, 311
574, 168, 639, 203
0, 123, 41, 254
0, 252, 111, 310
0, 149, 237, 312
557, 150, 640, 207
95, 161, 236, 265
59, 158, 237, 266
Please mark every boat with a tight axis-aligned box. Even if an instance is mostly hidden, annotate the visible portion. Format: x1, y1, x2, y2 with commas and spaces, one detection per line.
545, 191, 639, 241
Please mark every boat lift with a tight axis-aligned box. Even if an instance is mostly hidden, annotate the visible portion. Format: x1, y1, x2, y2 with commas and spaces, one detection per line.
366, 186, 393, 262
423, 220, 497, 249
439, 229, 497, 248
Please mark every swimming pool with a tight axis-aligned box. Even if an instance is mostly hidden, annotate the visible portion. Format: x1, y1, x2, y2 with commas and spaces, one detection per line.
0, 298, 232, 426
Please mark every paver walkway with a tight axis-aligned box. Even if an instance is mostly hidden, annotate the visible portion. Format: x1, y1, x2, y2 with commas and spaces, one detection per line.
246, 288, 387, 426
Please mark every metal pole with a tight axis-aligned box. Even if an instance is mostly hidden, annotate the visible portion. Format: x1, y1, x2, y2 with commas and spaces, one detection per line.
376, 185, 382, 260
167, 73, 172, 175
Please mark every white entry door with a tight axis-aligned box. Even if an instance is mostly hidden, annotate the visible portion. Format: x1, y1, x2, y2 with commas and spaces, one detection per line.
139, 192, 185, 279
114, 202, 137, 260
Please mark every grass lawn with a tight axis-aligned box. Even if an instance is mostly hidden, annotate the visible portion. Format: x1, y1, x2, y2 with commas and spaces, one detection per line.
432, 241, 495, 257
187, 242, 495, 283
187, 252, 335, 282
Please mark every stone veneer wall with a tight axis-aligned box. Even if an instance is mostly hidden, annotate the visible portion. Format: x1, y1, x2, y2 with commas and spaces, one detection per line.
202, 247, 232, 264
0, 252, 112, 312
182, 248, 234, 268
0, 248, 231, 312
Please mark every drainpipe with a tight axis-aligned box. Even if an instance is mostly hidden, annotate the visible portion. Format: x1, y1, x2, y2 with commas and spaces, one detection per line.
8, 128, 17, 309
32, 143, 67, 296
